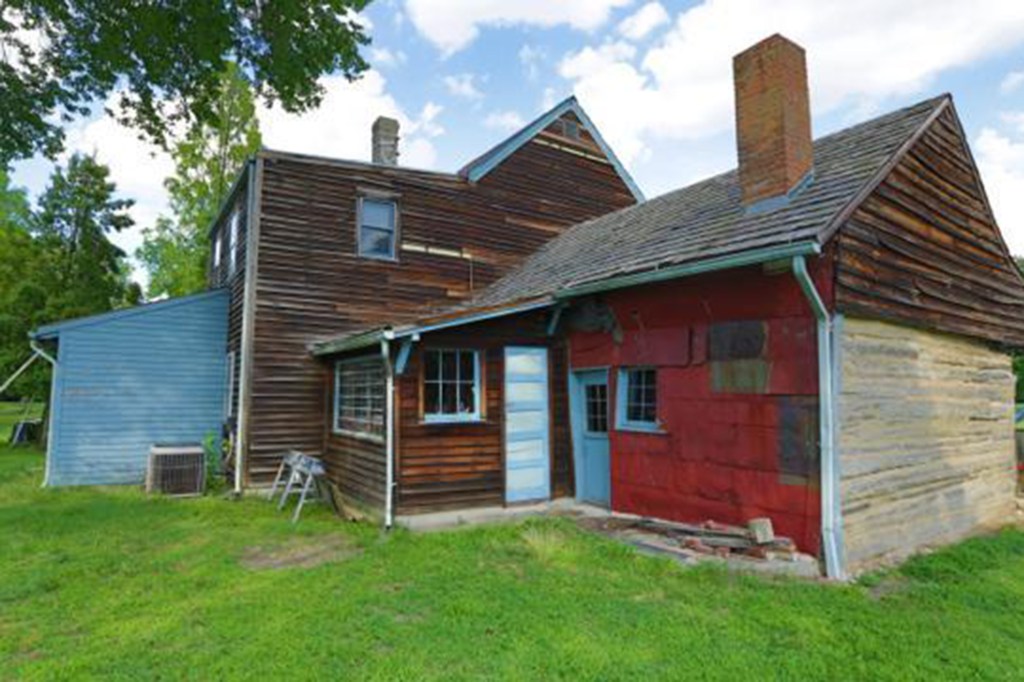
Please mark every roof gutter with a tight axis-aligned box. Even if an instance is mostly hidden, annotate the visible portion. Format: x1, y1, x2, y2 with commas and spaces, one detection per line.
791, 255, 846, 580
554, 241, 821, 300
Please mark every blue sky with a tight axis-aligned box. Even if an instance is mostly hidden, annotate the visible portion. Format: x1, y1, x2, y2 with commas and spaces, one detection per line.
12, 0, 1024, 286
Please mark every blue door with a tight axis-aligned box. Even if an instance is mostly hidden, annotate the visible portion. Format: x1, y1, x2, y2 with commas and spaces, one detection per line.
574, 370, 610, 507
504, 347, 551, 503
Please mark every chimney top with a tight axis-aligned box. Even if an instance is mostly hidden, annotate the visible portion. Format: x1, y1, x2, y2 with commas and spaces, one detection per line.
733, 34, 813, 209
372, 116, 400, 166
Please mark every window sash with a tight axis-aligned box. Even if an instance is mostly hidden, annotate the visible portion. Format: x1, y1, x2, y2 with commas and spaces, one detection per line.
618, 367, 658, 429
423, 349, 480, 422
358, 198, 397, 259
334, 357, 386, 440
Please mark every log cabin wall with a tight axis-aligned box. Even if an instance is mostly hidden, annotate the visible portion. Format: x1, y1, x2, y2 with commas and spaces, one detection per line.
564, 262, 833, 553
394, 310, 573, 514
834, 105, 1024, 346
836, 317, 1016, 572
248, 113, 636, 484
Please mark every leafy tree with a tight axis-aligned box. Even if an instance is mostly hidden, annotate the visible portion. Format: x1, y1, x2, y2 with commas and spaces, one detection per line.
34, 153, 141, 320
0, 1, 369, 164
0, 169, 46, 399
138, 62, 261, 298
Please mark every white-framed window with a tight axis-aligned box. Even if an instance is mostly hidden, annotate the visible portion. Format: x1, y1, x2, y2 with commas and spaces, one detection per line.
227, 210, 239, 276
423, 349, 480, 422
357, 197, 398, 260
333, 356, 386, 440
616, 367, 659, 431
224, 351, 236, 418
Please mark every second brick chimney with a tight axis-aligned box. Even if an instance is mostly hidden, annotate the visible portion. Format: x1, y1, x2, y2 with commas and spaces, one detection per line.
372, 116, 400, 165
733, 34, 813, 208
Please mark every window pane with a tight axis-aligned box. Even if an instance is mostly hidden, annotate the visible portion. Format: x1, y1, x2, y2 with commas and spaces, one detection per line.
423, 349, 479, 418
624, 368, 657, 425
335, 357, 385, 437
424, 381, 440, 414
441, 382, 457, 414
361, 200, 394, 228
442, 351, 457, 381
360, 227, 394, 257
459, 350, 475, 383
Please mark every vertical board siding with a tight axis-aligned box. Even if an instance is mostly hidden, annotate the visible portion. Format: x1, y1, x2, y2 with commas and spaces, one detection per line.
835, 107, 1024, 346
48, 292, 229, 486
838, 317, 1016, 571
248, 124, 635, 486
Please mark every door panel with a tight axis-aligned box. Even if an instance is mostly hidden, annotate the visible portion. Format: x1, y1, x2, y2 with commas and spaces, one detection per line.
504, 347, 550, 503
574, 370, 611, 506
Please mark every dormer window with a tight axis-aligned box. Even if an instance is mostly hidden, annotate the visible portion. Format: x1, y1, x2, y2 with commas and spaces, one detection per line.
358, 197, 398, 260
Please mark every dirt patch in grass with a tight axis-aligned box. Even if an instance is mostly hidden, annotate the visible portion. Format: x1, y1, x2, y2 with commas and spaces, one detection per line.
864, 574, 913, 601
240, 534, 360, 570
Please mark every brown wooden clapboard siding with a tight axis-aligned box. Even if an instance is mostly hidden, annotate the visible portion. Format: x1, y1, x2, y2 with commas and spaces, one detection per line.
835, 107, 1024, 346
394, 311, 573, 514
208, 191, 247, 423
245, 112, 636, 485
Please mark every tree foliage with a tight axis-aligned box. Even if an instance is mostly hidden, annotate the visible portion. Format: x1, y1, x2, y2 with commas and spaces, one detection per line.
0, 0, 369, 163
138, 62, 261, 298
0, 156, 139, 400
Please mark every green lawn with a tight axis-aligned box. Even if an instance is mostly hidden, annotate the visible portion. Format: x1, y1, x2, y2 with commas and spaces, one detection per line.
3, 409, 1024, 680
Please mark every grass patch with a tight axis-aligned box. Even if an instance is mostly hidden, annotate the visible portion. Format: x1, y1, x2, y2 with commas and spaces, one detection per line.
2, 413, 1024, 679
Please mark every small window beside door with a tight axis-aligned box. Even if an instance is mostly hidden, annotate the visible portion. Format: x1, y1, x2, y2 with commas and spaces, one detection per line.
617, 367, 660, 432
358, 197, 398, 260
423, 349, 480, 422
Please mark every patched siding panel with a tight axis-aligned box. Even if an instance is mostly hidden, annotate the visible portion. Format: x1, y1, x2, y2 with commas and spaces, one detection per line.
837, 317, 1016, 571
48, 292, 229, 486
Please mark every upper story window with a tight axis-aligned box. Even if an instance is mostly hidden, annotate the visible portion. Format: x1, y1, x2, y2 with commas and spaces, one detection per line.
358, 197, 398, 260
212, 231, 222, 270
617, 367, 659, 431
560, 118, 581, 140
227, 210, 239, 276
334, 356, 385, 440
423, 349, 480, 422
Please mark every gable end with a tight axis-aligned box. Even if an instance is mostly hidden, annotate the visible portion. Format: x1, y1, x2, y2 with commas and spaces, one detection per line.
833, 104, 1024, 347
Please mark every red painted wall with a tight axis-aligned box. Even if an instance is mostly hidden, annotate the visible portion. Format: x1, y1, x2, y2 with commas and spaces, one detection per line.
567, 260, 832, 553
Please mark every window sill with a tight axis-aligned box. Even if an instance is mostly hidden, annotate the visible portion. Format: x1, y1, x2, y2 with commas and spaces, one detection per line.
616, 423, 668, 435
332, 428, 384, 444
420, 416, 486, 426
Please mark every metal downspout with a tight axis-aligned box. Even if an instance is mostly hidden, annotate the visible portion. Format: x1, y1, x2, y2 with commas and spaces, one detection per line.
791, 255, 845, 580
30, 340, 58, 488
382, 338, 396, 529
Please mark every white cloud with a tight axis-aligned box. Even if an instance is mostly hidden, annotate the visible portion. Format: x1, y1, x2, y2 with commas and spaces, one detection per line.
443, 73, 485, 100
58, 100, 175, 270
1001, 71, 1024, 95
617, 2, 669, 41
519, 44, 546, 81
259, 71, 443, 170
977, 125, 1024, 255
404, 0, 633, 56
557, 0, 1024, 167
484, 110, 526, 132
369, 47, 408, 68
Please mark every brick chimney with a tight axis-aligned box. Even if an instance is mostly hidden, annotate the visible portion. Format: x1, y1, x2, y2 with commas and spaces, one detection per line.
733, 34, 813, 207
371, 116, 400, 165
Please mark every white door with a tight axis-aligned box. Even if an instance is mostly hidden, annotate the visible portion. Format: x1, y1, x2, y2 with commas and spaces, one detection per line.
504, 347, 550, 503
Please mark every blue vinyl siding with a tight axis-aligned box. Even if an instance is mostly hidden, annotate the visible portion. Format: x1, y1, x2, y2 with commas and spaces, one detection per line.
43, 290, 228, 486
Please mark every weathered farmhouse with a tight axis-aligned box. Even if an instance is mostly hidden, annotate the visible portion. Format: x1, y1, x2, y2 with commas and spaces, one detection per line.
32, 34, 1022, 577
311, 35, 1024, 576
